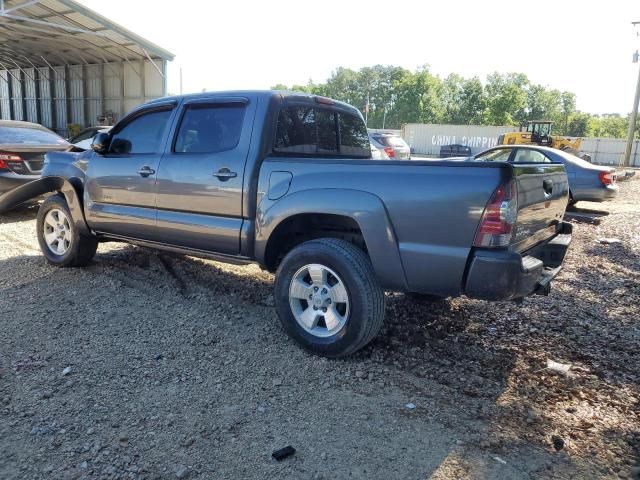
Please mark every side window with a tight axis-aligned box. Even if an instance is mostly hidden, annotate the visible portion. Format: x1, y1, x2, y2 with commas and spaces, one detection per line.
513, 149, 550, 163
174, 104, 246, 154
109, 109, 172, 155
339, 113, 371, 157
475, 148, 512, 162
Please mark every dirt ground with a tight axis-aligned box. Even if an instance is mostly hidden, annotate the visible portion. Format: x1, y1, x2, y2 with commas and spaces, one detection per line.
0, 179, 638, 480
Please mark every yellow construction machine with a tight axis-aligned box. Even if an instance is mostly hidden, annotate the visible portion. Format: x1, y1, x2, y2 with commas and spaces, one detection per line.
498, 121, 590, 160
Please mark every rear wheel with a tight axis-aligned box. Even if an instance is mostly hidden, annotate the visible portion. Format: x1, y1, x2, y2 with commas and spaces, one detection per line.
274, 238, 385, 358
37, 194, 98, 267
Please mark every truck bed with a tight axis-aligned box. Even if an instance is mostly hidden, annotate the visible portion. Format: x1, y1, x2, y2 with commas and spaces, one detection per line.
256, 158, 569, 298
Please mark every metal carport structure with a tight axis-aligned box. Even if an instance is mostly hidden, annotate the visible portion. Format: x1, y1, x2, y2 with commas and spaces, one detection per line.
0, 0, 174, 136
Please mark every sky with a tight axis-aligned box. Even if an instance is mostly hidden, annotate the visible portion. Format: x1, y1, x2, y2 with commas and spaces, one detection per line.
81, 0, 640, 115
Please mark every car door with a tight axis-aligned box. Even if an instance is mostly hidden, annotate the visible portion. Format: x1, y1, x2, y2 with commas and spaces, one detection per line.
84, 102, 177, 239
154, 95, 256, 254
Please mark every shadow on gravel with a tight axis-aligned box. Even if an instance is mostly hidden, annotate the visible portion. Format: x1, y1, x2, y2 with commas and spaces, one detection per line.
566, 205, 610, 216
584, 241, 640, 275
92, 244, 274, 303
0, 203, 39, 225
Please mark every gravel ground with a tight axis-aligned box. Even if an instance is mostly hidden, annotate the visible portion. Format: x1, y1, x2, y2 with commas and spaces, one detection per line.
0, 180, 638, 480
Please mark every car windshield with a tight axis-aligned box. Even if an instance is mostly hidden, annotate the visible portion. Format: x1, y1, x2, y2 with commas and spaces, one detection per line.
373, 135, 408, 148
0, 126, 68, 145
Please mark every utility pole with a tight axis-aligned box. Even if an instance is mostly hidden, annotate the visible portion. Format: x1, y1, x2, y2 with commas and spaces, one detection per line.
622, 22, 640, 167
364, 93, 370, 127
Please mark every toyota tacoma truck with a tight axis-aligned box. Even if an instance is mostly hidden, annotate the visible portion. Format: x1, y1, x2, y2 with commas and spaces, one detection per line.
0, 91, 572, 357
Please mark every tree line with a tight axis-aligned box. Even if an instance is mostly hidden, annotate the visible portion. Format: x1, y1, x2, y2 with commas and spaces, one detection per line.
272, 65, 639, 139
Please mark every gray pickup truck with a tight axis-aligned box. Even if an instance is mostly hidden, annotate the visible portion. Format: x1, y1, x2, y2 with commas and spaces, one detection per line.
1, 91, 572, 357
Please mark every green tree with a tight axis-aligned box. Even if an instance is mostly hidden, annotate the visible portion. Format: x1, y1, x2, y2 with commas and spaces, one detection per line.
272, 65, 588, 132
459, 77, 486, 125
485, 72, 529, 125
591, 114, 628, 138
566, 112, 593, 137
559, 92, 576, 135
441, 74, 487, 125
390, 65, 443, 127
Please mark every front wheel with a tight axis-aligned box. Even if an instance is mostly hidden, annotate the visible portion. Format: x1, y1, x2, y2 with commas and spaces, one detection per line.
274, 238, 385, 358
37, 194, 98, 267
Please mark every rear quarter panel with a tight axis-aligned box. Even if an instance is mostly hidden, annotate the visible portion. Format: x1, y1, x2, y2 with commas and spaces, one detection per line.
571, 162, 617, 201
257, 158, 505, 296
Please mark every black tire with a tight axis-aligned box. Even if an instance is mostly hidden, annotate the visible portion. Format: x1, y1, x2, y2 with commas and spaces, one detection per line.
274, 238, 385, 358
37, 194, 98, 268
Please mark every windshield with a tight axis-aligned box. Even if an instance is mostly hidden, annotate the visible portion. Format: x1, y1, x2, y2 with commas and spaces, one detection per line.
373, 135, 408, 148
536, 124, 551, 136
0, 126, 68, 146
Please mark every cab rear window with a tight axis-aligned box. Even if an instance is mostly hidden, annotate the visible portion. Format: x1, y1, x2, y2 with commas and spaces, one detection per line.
274, 107, 370, 158
338, 113, 370, 157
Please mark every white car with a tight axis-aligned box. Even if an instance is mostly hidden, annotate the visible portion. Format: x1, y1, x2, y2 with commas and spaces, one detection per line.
370, 142, 390, 160
68, 126, 111, 150
369, 132, 411, 160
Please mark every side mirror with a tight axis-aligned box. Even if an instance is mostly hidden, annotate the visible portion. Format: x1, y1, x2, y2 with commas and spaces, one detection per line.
91, 132, 111, 154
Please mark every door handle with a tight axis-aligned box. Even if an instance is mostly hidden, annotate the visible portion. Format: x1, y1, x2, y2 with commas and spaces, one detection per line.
543, 179, 553, 195
214, 168, 237, 181
137, 166, 156, 177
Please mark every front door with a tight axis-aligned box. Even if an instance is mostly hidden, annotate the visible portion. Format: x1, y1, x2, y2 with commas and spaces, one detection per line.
85, 104, 176, 239
154, 96, 256, 254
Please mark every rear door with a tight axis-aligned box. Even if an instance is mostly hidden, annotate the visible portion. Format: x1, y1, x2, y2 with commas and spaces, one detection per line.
154, 95, 256, 254
85, 102, 176, 239
508, 148, 569, 251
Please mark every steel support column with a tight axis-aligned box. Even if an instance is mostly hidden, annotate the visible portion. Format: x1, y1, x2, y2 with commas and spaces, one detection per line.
64, 65, 72, 131
6, 69, 15, 119
48, 66, 57, 131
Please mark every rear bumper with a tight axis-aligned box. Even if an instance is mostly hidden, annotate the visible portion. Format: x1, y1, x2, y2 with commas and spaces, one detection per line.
0, 171, 40, 195
573, 185, 618, 202
464, 222, 572, 301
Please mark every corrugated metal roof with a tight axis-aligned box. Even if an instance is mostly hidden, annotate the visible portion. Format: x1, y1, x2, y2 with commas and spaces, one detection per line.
0, 0, 174, 68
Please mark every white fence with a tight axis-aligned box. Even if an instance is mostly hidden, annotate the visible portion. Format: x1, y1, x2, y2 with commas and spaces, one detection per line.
401, 123, 640, 167
580, 138, 640, 167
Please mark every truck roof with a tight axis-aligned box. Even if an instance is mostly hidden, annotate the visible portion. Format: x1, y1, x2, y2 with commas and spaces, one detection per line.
146, 90, 362, 117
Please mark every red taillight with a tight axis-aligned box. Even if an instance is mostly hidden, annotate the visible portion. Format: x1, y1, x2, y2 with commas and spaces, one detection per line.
384, 147, 395, 158
473, 180, 518, 248
599, 170, 616, 186
0, 152, 22, 169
